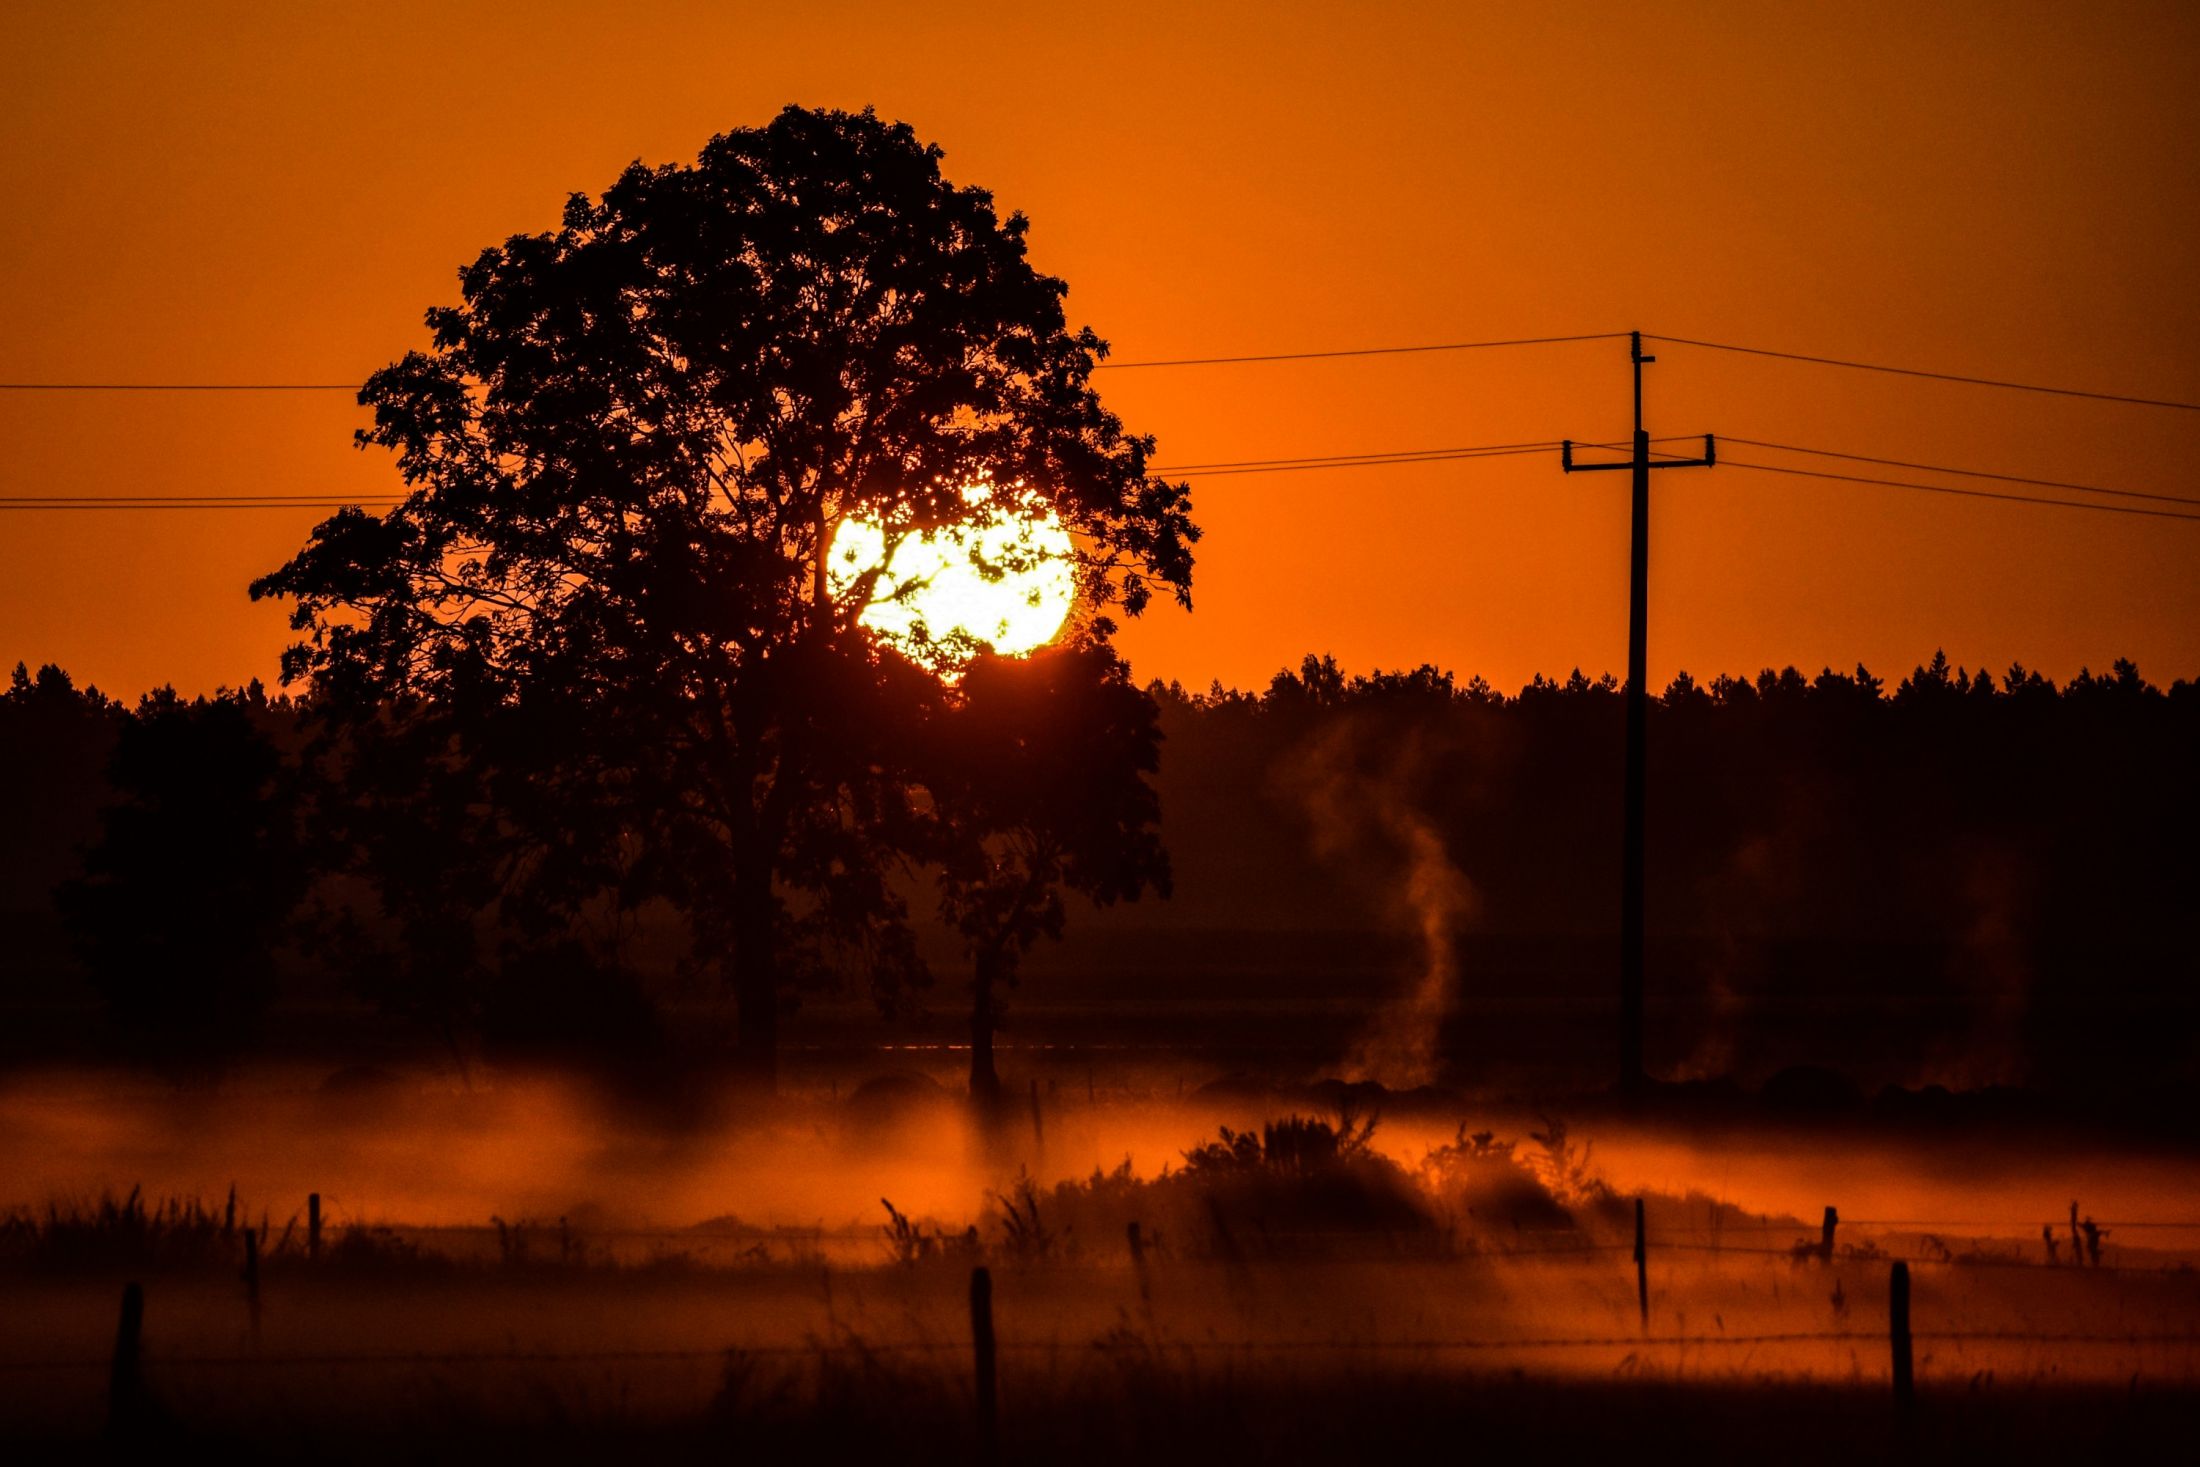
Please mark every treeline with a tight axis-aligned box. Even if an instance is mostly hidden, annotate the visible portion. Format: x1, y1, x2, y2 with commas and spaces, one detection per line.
1128, 652, 2198, 1089
3, 651, 2195, 1089
0, 651, 1165, 1090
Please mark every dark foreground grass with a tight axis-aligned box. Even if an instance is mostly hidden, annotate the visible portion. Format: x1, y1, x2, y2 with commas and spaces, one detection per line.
22, 1370, 2200, 1466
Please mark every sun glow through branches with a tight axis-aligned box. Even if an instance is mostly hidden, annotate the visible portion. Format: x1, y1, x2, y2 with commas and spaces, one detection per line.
828, 483, 1077, 670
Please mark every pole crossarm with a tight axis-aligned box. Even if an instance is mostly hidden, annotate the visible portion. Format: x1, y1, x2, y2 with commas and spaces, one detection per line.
1562, 435, 1716, 472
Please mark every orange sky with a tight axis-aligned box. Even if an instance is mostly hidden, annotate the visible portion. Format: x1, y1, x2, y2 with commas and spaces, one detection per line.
3, 1, 2197, 700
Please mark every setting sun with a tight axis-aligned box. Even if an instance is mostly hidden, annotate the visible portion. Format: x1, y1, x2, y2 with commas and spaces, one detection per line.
829, 485, 1077, 666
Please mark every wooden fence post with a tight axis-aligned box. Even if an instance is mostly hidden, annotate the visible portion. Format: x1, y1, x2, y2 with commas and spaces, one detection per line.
243, 1229, 262, 1341
1820, 1205, 1838, 1262
107, 1281, 144, 1436
1027, 1079, 1044, 1156
970, 1266, 999, 1467
307, 1192, 321, 1262
1889, 1261, 1914, 1411
1127, 1220, 1151, 1304
1633, 1197, 1649, 1330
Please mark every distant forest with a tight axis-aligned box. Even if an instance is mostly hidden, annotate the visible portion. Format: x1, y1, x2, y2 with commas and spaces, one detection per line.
3, 652, 2194, 1091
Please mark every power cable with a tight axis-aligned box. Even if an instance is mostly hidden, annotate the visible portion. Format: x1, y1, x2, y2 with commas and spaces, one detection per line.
1721, 436, 2200, 508
0, 334, 1628, 391
5, 437, 2193, 526
1160, 444, 1557, 477
0, 499, 406, 511
5, 329, 2195, 412
1156, 440, 1560, 472
1094, 333, 1628, 370
1646, 334, 2200, 412
0, 381, 361, 392
1719, 458, 2200, 523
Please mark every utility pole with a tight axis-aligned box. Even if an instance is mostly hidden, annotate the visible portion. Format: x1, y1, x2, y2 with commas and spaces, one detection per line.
1562, 331, 1716, 1092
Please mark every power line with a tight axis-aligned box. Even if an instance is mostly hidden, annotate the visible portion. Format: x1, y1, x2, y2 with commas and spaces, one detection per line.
0, 500, 405, 511
1094, 332, 1628, 370
1646, 334, 2200, 412
0, 493, 405, 503
0, 335, 1629, 392
1720, 458, 2200, 523
0, 441, 1567, 507
4, 435, 2192, 525
1159, 443, 1558, 476
4, 329, 2194, 413
1566, 437, 2200, 518
1157, 440, 1560, 471
1722, 436, 2200, 508
0, 382, 362, 392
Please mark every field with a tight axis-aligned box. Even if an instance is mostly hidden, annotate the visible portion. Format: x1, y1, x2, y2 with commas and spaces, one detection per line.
2, 1062, 2197, 1461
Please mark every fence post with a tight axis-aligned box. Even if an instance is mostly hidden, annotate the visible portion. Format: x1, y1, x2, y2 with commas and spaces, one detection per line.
243, 1229, 262, 1341
308, 1192, 322, 1262
107, 1281, 144, 1437
1889, 1261, 1914, 1411
971, 1265, 999, 1467
1027, 1079, 1044, 1156
1127, 1220, 1151, 1304
1820, 1205, 1838, 1262
1633, 1197, 1649, 1330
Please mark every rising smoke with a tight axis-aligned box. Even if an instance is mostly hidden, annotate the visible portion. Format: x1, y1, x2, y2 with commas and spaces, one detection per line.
1287, 719, 1477, 1090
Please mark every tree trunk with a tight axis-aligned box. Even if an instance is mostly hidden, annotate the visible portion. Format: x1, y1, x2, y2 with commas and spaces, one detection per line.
732, 853, 778, 1093
969, 947, 1003, 1111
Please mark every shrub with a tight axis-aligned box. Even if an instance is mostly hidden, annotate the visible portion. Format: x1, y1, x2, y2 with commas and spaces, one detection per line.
1418, 1128, 1575, 1234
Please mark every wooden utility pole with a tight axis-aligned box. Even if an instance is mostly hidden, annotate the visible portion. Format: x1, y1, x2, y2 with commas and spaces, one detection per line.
970, 1266, 1000, 1467
107, 1282, 144, 1437
1889, 1260, 1915, 1410
1563, 332, 1716, 1091
1632, 1197, 1650, 1330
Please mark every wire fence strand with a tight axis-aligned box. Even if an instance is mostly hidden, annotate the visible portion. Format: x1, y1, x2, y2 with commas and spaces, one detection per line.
4, 1328, 2196, 1375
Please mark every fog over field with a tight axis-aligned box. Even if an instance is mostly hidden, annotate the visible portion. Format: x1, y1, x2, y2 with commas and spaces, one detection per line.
5, 1061, 2197, 1460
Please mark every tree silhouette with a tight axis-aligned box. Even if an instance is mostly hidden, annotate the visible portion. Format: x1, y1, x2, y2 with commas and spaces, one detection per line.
286, 705, 515, 1081
926, 643, 1169, 1107
251, 107, 1196, 1088
55, 686, 303, 1072
2, 663, 122, 923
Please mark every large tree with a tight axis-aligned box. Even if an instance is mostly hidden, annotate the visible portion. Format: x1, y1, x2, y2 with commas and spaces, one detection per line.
252, 107, 1196, 1087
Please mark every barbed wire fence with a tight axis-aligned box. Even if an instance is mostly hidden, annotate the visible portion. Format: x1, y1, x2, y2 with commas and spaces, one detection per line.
11, 1194, 2200, 1445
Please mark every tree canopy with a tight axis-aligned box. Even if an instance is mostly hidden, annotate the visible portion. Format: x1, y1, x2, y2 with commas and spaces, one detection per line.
251, 106, 1197, 1087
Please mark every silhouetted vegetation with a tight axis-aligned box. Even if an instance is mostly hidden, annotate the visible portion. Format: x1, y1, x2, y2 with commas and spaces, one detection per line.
52, 681, 302, 1072
244, 106, 1195, 1090
1144, 651, 2200, 1090
925, 643, 1169, 1105
3, 648, 2194, 1093
985, 1112, 1440, 1260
